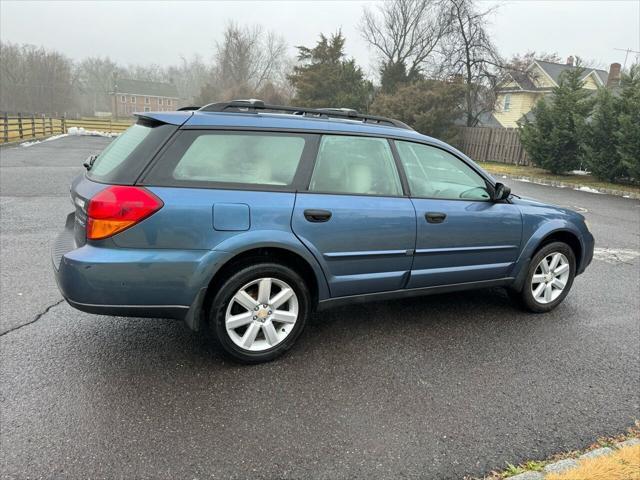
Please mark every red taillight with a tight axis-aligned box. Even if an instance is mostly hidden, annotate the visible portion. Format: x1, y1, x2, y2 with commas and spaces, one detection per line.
86, 186, 163, 240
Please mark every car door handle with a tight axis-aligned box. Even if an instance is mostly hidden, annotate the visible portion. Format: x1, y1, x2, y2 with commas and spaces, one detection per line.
304, 209, 332, 223
425, 212, 446, 224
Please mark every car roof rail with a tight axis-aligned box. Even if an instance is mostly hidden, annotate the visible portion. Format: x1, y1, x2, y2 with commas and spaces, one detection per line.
177, 105, 201, 111
197, 99, 413, 130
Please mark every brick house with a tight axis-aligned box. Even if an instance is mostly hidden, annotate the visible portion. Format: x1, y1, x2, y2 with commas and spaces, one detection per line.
111, 79, 180, 118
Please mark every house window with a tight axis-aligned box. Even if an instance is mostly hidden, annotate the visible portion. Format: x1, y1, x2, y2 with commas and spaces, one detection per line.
166, 99, 172, 106
159, 98, 163, 106
144, 107, 150, 112
120, 95, 126, 103
503, 94, 511, 112
144, 97, 150, 104
130, 96, 135, 103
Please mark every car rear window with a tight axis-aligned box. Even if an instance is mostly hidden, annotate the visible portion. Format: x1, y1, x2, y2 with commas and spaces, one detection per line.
87, 118, 177, 184
145, 131, 312, 189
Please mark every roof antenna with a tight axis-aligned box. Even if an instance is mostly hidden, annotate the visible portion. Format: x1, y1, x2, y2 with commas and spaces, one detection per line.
614, 47, 640, 69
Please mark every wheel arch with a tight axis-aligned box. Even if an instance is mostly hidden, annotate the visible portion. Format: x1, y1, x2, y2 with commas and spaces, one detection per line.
185, 234, 329, 331
536, 230, 582, 268
512, 226, 584, 291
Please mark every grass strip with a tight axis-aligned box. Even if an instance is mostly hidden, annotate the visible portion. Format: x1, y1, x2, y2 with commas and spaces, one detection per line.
477, 161, 640, 195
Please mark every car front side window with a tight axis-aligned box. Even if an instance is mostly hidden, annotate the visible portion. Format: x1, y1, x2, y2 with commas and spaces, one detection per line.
395, 141, 490, 201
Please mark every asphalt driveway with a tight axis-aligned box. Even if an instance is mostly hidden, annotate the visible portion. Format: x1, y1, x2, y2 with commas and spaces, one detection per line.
1, 136, 638, 479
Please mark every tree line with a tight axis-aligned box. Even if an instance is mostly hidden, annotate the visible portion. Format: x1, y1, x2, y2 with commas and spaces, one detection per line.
2, 0, 637, 181
2, 2, 533, 130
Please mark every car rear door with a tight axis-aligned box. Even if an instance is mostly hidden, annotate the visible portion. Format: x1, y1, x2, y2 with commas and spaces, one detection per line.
393, 140, 522, 288
291, 134, 416, 298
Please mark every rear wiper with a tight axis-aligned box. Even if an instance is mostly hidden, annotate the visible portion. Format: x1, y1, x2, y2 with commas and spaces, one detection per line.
83, 154, 98, 171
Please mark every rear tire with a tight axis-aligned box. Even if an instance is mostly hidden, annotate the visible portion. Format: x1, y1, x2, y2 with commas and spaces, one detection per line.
510, 241, 576, 313
208, 262, 310, 364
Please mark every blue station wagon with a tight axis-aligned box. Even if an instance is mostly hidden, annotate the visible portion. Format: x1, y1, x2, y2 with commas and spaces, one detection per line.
53, 100, 594, 363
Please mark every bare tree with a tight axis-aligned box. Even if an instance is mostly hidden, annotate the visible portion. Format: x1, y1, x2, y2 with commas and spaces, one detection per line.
165, 55, 212, 104
442, 0, 502, 126
0, 42, 76, 115
75, 56, 122, 114
122, 63, 166, 82
360, 0, 450, 90
506, 51, 562, 73
214, 22, 287, 95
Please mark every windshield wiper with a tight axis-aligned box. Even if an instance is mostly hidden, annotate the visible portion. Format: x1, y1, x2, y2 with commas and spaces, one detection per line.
83, 154, 98, 171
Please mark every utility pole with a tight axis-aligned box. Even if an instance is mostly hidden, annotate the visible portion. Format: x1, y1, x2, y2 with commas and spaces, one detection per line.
112, 72, 118, 121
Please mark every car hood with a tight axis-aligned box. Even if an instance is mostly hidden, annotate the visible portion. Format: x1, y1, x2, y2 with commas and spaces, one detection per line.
510, 195, 551, 207
510, 195, 584, 220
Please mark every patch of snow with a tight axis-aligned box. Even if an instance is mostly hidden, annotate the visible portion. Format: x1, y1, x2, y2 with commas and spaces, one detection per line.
571, 205, 589, 213
66, 126, 118, 138
19, 127, 118, 147
593, 248, 640, 264
570, 170, 590, 176
575, 186, 604, 194
20, 135, 66, 147
516, 178, 531, 183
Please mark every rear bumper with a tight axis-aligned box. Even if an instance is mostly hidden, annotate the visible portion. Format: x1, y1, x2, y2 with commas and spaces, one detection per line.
52, 224, 230, 321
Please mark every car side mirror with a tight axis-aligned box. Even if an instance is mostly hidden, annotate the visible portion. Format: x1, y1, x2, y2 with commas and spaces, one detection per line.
493, 182, 511, 201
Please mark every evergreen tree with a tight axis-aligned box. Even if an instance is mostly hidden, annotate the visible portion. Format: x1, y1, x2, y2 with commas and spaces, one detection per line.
520, 66, 593, 174
581, 88, 623, 181
371, 79, 464, 144
379, 61, 421, 93
616, 64, 640, 180
288, 32, 373, 111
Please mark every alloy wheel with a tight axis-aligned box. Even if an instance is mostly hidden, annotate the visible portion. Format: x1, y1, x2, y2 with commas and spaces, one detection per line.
225, 277, 299, 351
531, 252, 571, 304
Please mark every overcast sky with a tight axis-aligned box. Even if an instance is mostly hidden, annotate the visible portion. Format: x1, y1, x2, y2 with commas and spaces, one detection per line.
1, 0, 639, 77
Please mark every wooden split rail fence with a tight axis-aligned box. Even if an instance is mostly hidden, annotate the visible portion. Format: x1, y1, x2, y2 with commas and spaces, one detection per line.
1, 113, 132, 144
458, 126, 530, 165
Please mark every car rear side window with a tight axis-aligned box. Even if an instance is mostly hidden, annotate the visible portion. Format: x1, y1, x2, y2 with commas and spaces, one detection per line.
87, 118, 177, 184
309, 135, 402, 196
145, 131, 312, 189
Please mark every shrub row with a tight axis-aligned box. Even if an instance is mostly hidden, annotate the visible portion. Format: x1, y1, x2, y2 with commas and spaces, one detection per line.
519, 64, 640, 182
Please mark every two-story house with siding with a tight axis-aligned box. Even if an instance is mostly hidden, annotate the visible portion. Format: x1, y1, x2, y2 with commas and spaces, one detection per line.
111, 79, 180, 118
493, 57, 619, 128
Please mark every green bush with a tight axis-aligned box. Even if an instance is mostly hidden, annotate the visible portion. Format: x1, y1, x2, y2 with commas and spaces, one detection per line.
520, 66, 593, 174
616, 64, 640, 180
288, 32, 372, 112
581, 88, 624, 181
370, 80, 464, 144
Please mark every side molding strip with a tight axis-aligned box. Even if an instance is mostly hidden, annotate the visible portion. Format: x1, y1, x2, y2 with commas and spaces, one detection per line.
317, 277, 514, 310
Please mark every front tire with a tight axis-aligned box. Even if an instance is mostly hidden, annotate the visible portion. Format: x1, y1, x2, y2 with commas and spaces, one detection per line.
208, 262, 310, 364
512, 242, 576, 313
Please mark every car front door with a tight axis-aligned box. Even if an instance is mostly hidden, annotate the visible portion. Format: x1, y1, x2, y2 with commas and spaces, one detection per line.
291, 135, 416, 298
393, 140, 522, 289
